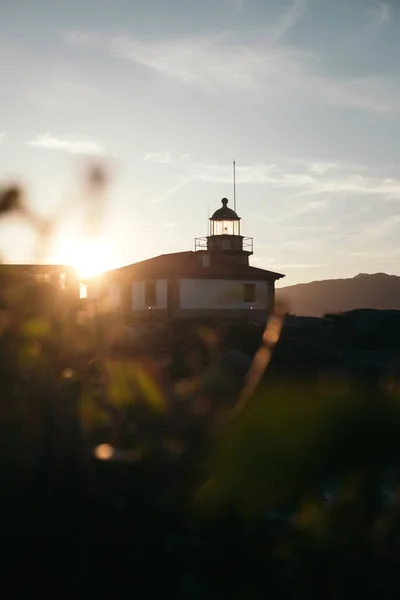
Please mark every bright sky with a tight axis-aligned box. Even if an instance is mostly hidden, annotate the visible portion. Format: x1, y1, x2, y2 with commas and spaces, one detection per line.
1, 0, 400, 285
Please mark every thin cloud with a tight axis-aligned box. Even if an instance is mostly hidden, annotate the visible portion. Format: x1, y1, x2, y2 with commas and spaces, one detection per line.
143, 153, 400, 201
144, 154, 331, 217
270, 262, 327, 269
66, 29, 399, 112
379, 2, 391, 24
354, 213, 400, 241
0, 133, 5, 144
369, 2, 391, 27
290, 173, 400, 200
144, 154, 279, 184
277, 200, 327, 222
143, 151, 172, 164
248, 213, 273, 223
339, 2, 392, 50
110, 33, 271, 92
283, 225, 334, 232
268, 0, 307, 42
229, 0, 244, 10
347, 249, 400, 259
255, 242, 275, 250
308, 162, 341, 176
153, 178, 191, 204
29, 77, 119, 112
63, 30, 100, 46
288, 158, 368, 175
27, 134, 106, 155
280, 239, 324, 250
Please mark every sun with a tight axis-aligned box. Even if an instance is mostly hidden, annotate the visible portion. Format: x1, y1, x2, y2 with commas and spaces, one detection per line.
54, 236, 115, 279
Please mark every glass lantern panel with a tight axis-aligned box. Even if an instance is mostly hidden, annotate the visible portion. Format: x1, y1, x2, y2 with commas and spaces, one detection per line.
211, 219, 240, 235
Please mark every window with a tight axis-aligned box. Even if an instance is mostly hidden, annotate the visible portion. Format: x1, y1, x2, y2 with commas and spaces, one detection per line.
145, 280, 157, 307
201, 254, 210, 267
243, 283, 255, 303
121, 283, 132, 312
79, 283, 87, 299
211, 220, 240, 236
109, 284, 121, 308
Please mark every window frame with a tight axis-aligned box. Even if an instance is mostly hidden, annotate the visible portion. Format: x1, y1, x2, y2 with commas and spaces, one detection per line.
243, 283, 256, 303
145, 280, 157, 307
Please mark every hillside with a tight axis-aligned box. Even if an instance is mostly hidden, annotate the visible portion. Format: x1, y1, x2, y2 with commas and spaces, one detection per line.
276, 273, 400, 317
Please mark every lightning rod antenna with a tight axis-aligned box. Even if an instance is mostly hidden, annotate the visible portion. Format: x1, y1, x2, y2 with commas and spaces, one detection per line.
233, 160, 237, 212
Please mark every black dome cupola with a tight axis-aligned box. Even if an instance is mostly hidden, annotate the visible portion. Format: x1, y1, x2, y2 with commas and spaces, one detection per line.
209, 198, 241, 236
194, 197, 253, 265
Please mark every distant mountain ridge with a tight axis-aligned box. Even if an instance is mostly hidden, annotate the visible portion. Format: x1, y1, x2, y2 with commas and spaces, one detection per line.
276, 273, 400, 317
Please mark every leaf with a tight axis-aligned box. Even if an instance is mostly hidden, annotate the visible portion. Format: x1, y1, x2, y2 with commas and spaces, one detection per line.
107, 362, 134, 407
21, 318, 51, 339
0, 186, 22, 215
134, 365, 166, 413
18, 341, 44, 372
79, 388, 109, 430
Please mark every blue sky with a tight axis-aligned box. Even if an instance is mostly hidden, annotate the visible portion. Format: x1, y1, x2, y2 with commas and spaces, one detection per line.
1, 0, 400, 285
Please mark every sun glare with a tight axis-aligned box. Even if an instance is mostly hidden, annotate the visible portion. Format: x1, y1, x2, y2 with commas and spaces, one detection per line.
54, 236, 115, 279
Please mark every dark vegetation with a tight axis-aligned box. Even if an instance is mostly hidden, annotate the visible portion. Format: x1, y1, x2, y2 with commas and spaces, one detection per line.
1, 172, 400, 598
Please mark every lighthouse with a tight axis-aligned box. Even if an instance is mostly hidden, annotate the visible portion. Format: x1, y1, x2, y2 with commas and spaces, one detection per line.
204, 197, 253, 266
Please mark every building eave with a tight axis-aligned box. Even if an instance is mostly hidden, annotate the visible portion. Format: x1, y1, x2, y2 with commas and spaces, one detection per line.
85, 251, 286, 284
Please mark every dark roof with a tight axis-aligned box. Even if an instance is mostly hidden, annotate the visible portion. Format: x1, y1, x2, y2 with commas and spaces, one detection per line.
210, 198, 240, 221
89, 251, 285, 283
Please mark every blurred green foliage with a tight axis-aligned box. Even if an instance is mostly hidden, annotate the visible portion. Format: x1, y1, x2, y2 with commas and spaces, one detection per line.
0, 177, 400, 598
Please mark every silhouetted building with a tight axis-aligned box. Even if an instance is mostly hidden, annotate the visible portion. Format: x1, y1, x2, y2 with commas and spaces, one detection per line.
0, 264, 80, 296
86, 197, 284, 322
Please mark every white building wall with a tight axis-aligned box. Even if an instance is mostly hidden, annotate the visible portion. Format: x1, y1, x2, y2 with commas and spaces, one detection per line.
132, 279, 168, 310
108, 283, 121, 308
179, 279, 270, 310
